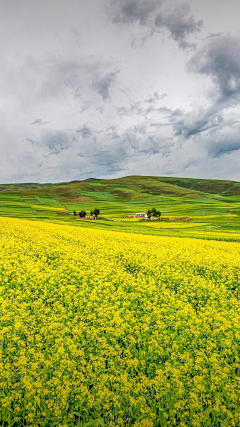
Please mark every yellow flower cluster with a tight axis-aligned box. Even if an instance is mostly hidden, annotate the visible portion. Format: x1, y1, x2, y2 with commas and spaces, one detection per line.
0, 217, 240, 426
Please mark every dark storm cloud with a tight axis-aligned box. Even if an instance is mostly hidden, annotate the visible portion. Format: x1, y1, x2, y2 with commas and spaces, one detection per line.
27, 131, 76, 155
76, 126, 93, 138
156, 106, 173, 115
110, 1, 203, 49
208, 138, 240, 158
77, 142, 131, 174
76, 125, 104, 138
167, 35, 240, 151
173, 113, 224, 138
110, 0, 162, 25
90, 148, 130, 166
42, 130, 76, 154
91, 71, 118, 100
119, 123, 172, 157
75, 121, 171, 176
187, 35, 240, 102
155, 4, 203, 49
164, 104, 240, 163
167, 108, 184, 120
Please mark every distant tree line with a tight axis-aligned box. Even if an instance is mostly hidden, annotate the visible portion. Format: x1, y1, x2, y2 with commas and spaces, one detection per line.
73, 209, 100, 218
147, 207, 161, 219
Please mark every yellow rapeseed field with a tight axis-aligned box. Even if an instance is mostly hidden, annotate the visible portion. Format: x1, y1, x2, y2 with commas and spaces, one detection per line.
1, 217, 240, 427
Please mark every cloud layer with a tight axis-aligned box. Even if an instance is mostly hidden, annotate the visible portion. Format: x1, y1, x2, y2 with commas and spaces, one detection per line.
110, 0, 203, 49
1, 0, 240, 183
188, 35, 240, 101
155, 4, 203, 49
110, 0, 162, 25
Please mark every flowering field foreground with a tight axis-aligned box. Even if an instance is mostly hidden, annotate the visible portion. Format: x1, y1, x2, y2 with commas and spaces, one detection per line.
1, 218, 240, 427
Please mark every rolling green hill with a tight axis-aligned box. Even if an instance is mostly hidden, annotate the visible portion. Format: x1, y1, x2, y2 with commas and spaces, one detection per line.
2, 175, 240, 200
159, 177, 240, 195
0, 176, 200, 200
1, 175, 240, 241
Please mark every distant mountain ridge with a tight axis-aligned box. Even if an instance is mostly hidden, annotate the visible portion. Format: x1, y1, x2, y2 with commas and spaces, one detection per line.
0, 176, 240, 201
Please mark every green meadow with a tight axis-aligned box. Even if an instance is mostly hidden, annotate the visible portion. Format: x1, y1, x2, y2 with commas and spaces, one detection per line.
1, 175, 240, 241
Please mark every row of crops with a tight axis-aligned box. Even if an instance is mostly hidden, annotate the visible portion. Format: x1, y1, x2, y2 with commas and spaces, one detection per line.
0, 217, 240, 426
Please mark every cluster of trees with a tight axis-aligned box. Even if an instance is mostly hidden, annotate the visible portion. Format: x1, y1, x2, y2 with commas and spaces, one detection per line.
147, 207, 161, 219
73, 209, 100, 218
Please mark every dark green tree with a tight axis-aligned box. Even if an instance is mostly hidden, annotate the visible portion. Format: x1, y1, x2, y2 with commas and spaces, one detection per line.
73, 210, 76, 216
79, 210, 86, 218
150, 207, 161, 218
147, 209, 152, 220
90, 210, 93, 216
151, 207, 157, 217
94, 208, 100, 218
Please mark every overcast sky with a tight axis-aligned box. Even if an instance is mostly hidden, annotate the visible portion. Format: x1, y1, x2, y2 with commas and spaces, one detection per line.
1, 0, 240, 183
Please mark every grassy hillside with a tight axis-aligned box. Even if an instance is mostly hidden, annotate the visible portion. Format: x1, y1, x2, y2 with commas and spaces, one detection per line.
4, 176, 200, 201
2, 175, 240, 200
159, 177, 240, 195
1, 175, 240, 241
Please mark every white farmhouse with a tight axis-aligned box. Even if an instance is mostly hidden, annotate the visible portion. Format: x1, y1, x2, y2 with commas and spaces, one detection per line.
134, 212, 147, 218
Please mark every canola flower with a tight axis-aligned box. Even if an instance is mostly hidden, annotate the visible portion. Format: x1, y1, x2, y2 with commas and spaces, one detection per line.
0, 217, 240, 426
